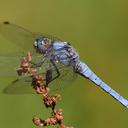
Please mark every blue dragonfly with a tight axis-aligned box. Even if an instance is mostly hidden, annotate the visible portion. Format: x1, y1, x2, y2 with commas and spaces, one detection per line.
0, 21, 128, 108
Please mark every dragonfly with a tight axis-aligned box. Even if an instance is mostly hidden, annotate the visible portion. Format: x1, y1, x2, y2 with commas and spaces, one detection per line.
0, 21, 128, 108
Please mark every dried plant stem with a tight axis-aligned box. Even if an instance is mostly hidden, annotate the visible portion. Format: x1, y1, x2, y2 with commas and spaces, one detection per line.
17, 52, 74, 128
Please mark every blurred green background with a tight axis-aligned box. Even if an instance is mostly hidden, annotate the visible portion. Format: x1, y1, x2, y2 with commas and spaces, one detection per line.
0, 0, 128, 128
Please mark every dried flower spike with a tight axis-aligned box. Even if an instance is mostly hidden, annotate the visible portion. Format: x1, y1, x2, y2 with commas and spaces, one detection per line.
17, 52, 74, 128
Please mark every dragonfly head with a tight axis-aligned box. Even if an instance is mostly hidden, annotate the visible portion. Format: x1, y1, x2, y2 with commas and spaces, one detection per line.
34, 37, 52, 54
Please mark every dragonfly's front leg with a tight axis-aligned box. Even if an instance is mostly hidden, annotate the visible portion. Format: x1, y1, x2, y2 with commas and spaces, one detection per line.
30, 61, 44, 68
30, 55, 46, 68
46, 60, 60, 85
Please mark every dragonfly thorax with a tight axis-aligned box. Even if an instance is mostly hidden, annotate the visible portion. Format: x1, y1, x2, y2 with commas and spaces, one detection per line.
52, 42, 80, 67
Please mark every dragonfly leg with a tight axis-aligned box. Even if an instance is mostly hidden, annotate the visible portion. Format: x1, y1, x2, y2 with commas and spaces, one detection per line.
30, 57, 46, 68
46, 60, 60, 85
29, 54, 47, 68
30, 61, 42, 68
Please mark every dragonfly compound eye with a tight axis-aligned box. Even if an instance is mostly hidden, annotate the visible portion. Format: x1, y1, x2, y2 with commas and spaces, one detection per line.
43, 38, 50, 45
34, 41, 38, 47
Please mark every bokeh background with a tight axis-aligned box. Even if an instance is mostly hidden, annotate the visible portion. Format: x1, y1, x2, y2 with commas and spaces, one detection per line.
0, 0, 128, 128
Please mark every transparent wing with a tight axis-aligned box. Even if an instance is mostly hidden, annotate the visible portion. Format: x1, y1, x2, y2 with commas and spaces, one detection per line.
3, 59, 77, 94
0, 21, 38, 56
3, 76, 35, 94
48, 61, 77, 92
49, 67, 77, 91
0, 21, 63, 56
0, 21, 37, 77
0, 56, 20, 77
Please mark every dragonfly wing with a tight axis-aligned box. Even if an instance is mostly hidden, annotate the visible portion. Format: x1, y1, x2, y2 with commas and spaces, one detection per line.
3, 75, 35, 94
77, 61, 128, 108
0, 56, 20, 77
0, 21, 44, 77
3, 58, 77, 94
2, 55, 47, 94
0, 21, 38, 56
30, 58, 77, 91
0, 21, 64, 56
46, 61, 77, 91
